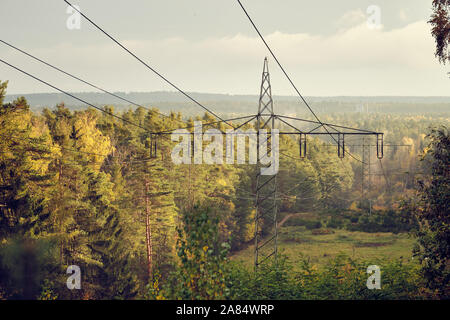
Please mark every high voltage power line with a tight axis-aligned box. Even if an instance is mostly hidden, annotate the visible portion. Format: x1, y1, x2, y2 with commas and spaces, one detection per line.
0, 58, 151, 132
0, 39, 190, 127
235, 0, 370, 165
0, 39, 256, 134
0, 58, 251, 139
63, 0, 235, 130
235, 0, 322, 124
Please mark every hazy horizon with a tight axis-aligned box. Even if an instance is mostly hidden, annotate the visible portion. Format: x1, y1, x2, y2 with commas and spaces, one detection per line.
1, 0, 449, 96
5, 90, 450, 98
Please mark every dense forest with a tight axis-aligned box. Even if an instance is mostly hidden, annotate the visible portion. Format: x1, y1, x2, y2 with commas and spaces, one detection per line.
0, 80, 448, 300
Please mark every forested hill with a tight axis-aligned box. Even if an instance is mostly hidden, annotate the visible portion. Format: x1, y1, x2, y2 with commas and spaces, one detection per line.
4, 91, 450, 115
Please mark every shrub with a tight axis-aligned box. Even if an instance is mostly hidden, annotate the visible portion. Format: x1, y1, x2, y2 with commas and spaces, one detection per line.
304, 221, 322, 230
350, 217, 359, 223
227, 254, 424, 300
155, 205, 231, 300
327, 217, 343, 229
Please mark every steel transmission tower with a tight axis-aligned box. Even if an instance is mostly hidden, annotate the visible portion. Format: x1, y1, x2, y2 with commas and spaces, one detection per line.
254, 57, 278, 270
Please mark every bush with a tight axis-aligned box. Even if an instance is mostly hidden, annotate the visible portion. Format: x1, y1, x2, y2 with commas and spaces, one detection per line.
350, 217, 359, 223
227, 254, 424, 300
305, 221, 322, 230
327, 217, 343, 229
228, 256, 298, 300
345, 211, 414, 234
154, 206, 231, 300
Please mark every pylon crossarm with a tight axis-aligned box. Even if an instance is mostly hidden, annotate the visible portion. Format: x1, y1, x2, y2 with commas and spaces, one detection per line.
234, 115, 258, 131
277, 132, 381, 135
275, 114, 378, 134
276, 117, 303, 133
153, 114, 258, 135
307, 123, 325, 133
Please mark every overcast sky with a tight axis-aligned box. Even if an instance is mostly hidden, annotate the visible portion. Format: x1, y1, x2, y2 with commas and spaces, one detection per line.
0, 0, 449, 96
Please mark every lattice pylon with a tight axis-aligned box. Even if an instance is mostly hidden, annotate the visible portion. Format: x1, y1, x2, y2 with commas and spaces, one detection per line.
254, 57, 278, 271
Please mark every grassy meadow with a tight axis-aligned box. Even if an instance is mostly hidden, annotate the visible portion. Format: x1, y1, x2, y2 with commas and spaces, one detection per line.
232, 213, 416, 271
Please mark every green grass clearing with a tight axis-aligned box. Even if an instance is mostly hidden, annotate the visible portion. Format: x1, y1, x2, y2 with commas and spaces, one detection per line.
232, 226, 416, 271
